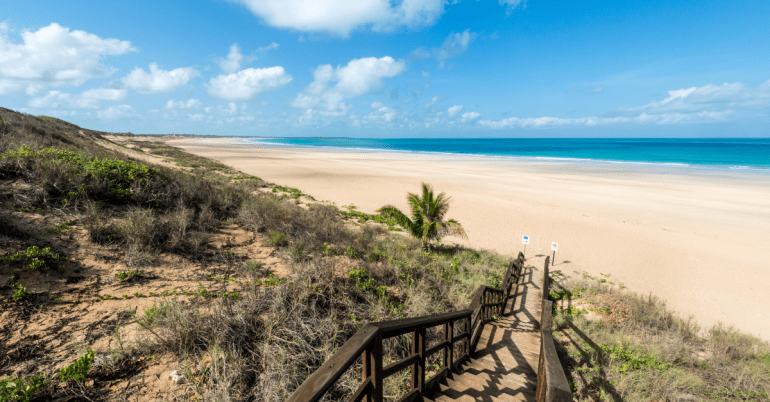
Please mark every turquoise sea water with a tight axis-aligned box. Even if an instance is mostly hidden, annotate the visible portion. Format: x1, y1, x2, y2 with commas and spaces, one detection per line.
245, 138, 770, 171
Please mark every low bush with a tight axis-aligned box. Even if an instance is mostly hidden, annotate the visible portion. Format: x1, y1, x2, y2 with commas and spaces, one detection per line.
1, 245, 68, 271
0, 375, 49, 402
57, 350, 95, 383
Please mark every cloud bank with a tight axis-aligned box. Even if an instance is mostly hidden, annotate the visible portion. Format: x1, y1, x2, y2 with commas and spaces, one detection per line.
292, 56, 406, 112
0, 23, 134, 95
208, 66, 292, 100
479, 80, 770, 128
121, 63, 200, 94
233, 0, 446, 36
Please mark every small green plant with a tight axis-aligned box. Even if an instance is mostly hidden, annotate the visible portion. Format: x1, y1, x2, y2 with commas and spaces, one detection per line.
600, 342, 671, 373
115, 270, 141, 281
340, 204, 401, 229
0, 375, 49, 402
46, 220, 75, 234
267, 231, 288, 247
57, 350, 95, 382
10, 283, 33, 302
0, 246, 68, 271
260, 273, 287, 286
321, 242, 338, 256
345, 246, 357, 259
271, 185, 309, 200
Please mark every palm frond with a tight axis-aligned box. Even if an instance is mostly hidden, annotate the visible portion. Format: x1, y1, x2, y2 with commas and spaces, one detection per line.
379, 183, 468, 248
439, 219, 468, 240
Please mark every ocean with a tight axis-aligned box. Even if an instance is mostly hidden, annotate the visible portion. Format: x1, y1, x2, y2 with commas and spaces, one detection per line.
244, 138, 770, 171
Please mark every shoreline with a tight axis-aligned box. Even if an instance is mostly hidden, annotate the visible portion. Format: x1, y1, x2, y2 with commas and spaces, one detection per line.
237, 137, 770, 174
169, 137, 770, 340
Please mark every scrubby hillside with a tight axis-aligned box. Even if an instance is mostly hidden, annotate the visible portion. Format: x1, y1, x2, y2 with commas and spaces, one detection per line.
0, 108, 508, 401
2, 108, 767, 402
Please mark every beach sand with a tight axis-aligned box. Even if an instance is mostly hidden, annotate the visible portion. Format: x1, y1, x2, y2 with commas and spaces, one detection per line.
169, 138, 770, 339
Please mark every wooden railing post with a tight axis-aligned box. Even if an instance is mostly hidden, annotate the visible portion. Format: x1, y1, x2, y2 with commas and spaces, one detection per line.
372, 336, 383, 402
443, 322, 450, 368
443, 321, 454, 369
417, 328, 426, 392
543, 256, 550, 301
362, 344, 372, 402
464, 315, 471, 357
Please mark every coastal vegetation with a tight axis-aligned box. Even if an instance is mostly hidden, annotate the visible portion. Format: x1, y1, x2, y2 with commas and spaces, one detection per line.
549, 271, 770, 401
0, 107, 767, 401
377, 182, 468, 250
0, 107, 505, 401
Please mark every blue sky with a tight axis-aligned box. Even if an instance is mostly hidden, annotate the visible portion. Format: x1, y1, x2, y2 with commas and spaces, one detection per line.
1, 0, 769, 137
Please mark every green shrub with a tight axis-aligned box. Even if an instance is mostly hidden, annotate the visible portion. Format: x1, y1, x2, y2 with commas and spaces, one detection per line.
2, 146, 164, 200
0, 375, 49, 402
46, 220, 75, 234
115, 269, 141, 281
9, 282, 32, 302
267, 231, 288, 247
56, 350, 95, 383
0, 245, 68, 271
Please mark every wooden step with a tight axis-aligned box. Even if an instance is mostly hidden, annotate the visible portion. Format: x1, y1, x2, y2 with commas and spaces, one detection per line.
426, 266, 544, 402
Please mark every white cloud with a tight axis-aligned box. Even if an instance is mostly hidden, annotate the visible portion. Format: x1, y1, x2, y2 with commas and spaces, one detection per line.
434, 29, 476, 68
461, 112, 480, 122
80, 87, 127, 101
292, 56, 406, 112
421, 71, 431, 79
28, 87, 127, 109
121, 63, 199, 94
364, 105, 397, 123
410, 47, 432, 60
424, 95, 441, 108
233, 0, 446, 36
208, 66, 292, 100
370, 101, 384, 109
479, 80, 770, 129
447, 105, 463, 117
499, 0, 526, 12
587, 86, 603, 94
259, 42, 280, 52
166, 98, 202, 109
98, 104, 136, 119
216, 43, 246, 73
216, 42, 279, 73
0, 23, 135, 95
220, 102, 239, 115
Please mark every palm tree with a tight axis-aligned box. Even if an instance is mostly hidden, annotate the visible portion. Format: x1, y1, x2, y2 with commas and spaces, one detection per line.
377, 182, 468, 250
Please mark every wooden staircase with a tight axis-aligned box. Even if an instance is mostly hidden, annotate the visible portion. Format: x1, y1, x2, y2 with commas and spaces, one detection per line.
286, 255, 572, 402
426, 266, 543, 402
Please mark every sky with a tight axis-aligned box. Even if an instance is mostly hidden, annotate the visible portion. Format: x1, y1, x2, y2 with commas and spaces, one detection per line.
1, 0, 769, 137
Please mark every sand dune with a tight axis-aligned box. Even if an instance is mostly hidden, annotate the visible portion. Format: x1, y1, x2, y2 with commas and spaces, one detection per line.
170, 138, 770, 340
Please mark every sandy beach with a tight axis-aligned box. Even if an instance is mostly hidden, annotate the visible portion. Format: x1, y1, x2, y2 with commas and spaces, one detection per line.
170, 138, 770, 339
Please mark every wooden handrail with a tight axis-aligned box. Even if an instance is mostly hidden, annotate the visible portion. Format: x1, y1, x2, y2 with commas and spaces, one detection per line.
286, 252, 525, 402
535, 256, 573, 402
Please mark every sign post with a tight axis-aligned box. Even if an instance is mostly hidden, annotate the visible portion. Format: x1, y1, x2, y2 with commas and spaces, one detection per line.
522, 236, 529, 256
551, 242, 558, 266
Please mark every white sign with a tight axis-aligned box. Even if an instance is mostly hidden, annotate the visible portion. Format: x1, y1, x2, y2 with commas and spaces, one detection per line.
522, 236, 529, 245
551, 242, 559, 252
